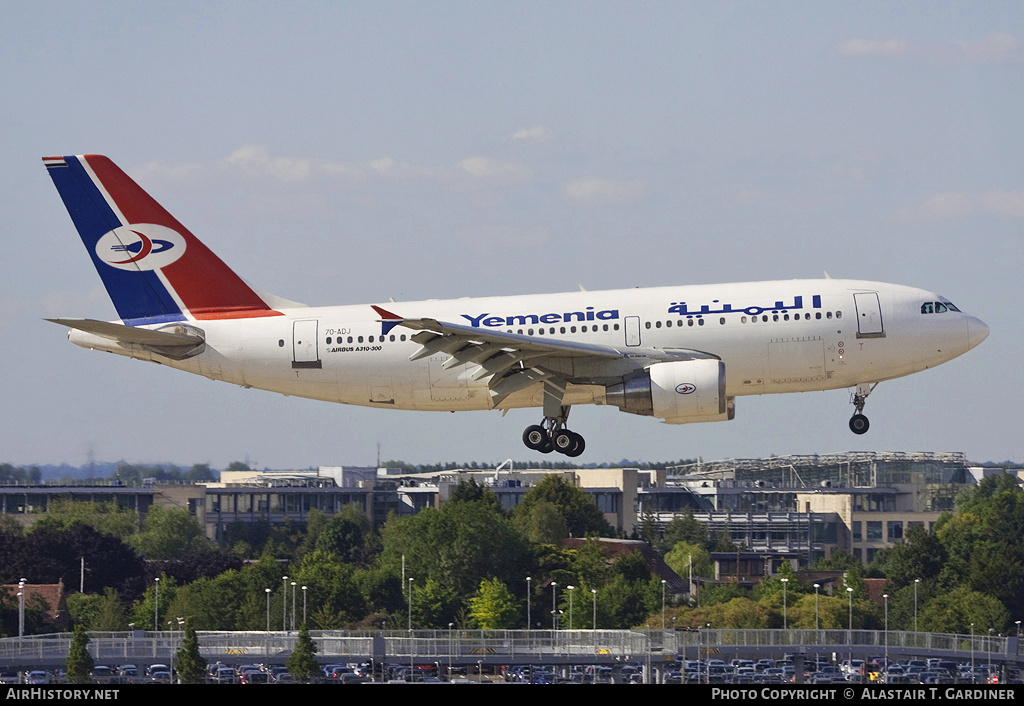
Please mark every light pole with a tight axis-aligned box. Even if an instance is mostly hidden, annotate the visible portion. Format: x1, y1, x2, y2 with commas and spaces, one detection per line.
407, 577, 414, 631
551, 582, 558, 630
847, 586, 854, 665
154, 577, 160, 632
448, 622, 454, 678
781, 578, 788, 630
914, 578, 920, 633
265, 588, 272, 660
592, 589, 598, 629
883, 593, 889, 681
813, 583, 820, 630
18, 578, 26, 638
526, 577, 531, 629
291, 581, 297, 630
567, 586, 575, 630
282, 576, 288, 631
661, 579, 667, 629
970, 623, 975, 683
302, 585, 307, 625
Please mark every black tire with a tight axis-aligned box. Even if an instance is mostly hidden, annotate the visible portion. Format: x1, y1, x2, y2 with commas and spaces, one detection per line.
523, 425, 548, 450
849, 414, 870, 435
553, 430, 576, 453
564, 432, 586, 457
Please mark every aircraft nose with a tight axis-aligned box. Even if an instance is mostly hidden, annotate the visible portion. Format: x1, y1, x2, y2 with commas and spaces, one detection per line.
966, 315, 989, 350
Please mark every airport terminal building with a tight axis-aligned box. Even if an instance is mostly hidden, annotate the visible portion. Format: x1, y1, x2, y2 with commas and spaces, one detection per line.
0, 452, 1013, 576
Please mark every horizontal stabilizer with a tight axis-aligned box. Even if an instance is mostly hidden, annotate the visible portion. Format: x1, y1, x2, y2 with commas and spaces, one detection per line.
45, 318, 204, 347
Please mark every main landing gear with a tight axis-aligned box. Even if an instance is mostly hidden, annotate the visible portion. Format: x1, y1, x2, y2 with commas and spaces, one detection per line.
849, 382, 877, 435
523, 420, 586, 457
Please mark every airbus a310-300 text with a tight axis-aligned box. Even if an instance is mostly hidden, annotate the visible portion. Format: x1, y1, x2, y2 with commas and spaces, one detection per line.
43, 154, 989, 456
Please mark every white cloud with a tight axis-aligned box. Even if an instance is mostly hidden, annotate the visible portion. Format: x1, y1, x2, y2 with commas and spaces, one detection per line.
835, 32, 1018, 64
505, 125, 555, 146
835, 38, 911, 58
559, 176, 646, 208
138, 145, 533, 193
892, 190, 1024, 223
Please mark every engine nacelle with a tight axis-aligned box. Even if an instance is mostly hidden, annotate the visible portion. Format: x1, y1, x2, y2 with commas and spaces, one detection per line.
605, 359, 734, 424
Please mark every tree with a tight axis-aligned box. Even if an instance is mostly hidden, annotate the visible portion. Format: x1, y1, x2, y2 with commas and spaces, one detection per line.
175, 625, 207, 684
512, 500, 568, 544
315, 505, 370, 564
286, 623, 319, 683
512, 475, 614, 538
132, 506, 209, 560
469, 578, 520, 629
66, 623, 94, 683
661, 509, 709, 551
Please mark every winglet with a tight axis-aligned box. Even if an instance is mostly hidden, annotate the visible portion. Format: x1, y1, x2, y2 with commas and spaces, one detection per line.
372, 305, 404, 336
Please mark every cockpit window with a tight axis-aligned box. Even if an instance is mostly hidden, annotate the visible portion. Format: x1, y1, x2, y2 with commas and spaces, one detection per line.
921, 301, 960, 314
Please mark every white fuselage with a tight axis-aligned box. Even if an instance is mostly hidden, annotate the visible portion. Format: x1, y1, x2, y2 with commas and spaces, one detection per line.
70, 278, 987, 417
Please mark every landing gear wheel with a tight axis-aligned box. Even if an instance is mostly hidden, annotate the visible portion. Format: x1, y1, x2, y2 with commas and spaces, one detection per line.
552, 430, 576, 453
564, 432, 586, 458
849, 414, 870, 435
523, 425, 548, 450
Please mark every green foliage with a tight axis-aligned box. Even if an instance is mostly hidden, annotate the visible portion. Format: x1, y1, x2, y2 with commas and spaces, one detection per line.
469, 578, 520, 629
67, 588, 129, 631
919, 586, 1009, 634
175, 625, 207, 684
664, 541, 713, 581
285, 623, 319, 683
513, 500, 569, 544
65, 624, 94, 683
132, 506, 209, 560
31, 499, 139, 540
380, 496, 533, 607
314, 504, 370, 564
661, 509, 709, 551
512, 475, 614, 538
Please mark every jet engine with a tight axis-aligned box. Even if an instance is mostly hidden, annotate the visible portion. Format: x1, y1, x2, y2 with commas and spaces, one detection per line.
605, 359, 734, 424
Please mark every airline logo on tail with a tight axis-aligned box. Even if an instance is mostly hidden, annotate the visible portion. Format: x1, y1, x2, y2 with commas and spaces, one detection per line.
96, 224, 187, 271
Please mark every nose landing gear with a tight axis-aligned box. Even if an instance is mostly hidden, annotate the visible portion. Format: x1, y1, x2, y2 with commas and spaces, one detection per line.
849, 382, 877, 435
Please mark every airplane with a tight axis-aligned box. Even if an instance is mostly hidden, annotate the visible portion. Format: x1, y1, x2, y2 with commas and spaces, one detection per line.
43, 154, 989, 456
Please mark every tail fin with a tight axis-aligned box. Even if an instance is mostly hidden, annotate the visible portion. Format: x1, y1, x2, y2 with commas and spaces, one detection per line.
44, 154, 284, 324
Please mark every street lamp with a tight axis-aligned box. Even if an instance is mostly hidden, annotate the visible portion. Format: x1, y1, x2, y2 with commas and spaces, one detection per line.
781, 578, 788, 630
567, 586, 576, 630
847, 586, 854, 665
265, 588, 272, 661
407, 578, 414, 631
914, 578, 920, 633
154, 577, 160, 632
18, 578, 26, 638
551, 582, 558, 630
302, 585, 307, 625
291, 581, 297, 630
661, 579, 667, 629
883, 593, 889, 680
282, 576, 289, 631
813, 583, 820, 630
970, 623, 975, 683
526, 577, 531, 629
592, 589, 598, 630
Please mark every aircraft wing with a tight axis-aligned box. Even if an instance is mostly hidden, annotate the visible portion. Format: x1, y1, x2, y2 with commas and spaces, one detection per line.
372, 305, 717, 405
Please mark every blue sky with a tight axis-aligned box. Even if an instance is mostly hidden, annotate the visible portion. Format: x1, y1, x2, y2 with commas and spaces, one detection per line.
2, 2, 1021, 469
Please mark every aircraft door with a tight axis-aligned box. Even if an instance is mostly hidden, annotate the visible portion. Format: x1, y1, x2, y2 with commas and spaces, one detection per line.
625, 316, 641, 347
292, 319, 322, 368
853, 292, 884, 338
